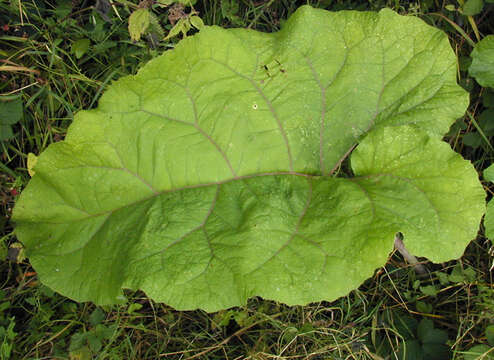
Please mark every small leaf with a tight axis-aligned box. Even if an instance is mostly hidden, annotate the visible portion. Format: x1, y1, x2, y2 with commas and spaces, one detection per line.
484, 164, 494, 240
398, 339, 423, 360
72, 39, 90, 59
478, 109, 494, 136
27, 153, 38, 177
422, 342, 450, 360
158, 0, 197, 4
69, 332, 87, 352
89, 308, 105, 326
462, 132, 482, 148
469, 35, 494, 88
413, 280, 421, 290
463, 266, 476, 282
483, 89, 494, 107
0, 125, 13, 141
486, 325, 494, 347
463, 345, 494, 360
417, 319, 434, 341
484, 201, 494, 240
127, 302, 143, 314
86, 333, 102, 353
189, 15, 204, 30
448, 263, 473, 283
0, 98, 23, 141
148, 12, 165, 39
416, 301, 433, 314
485, 165, 494, 182
0, 241, 7, 261
55, 0, 72, 18
164, 18, 187, 40
39, 285, 55, 297
462, 0, 484, 16
128, 9, 151, 42
0, 98, 23, 125
420, 285, 438, 297
436, 272, 450, 285
69, 345, 92, 360
94, 324, 116, 339
392, 313, 418, 340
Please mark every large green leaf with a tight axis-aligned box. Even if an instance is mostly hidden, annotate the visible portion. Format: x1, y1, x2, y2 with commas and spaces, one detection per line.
13, 6, 484, 311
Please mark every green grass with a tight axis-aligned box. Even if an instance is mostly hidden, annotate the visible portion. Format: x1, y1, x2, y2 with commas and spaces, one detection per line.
1, 0, 493, 359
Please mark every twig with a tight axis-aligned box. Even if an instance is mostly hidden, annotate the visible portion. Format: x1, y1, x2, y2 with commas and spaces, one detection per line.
394, 234, 428, 276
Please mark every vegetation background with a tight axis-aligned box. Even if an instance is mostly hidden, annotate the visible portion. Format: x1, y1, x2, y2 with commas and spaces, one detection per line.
0, 0, 493, 359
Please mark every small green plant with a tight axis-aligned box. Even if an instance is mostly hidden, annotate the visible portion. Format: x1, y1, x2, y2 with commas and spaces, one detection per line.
127, 0, 204, 43
11, 6, 486, 312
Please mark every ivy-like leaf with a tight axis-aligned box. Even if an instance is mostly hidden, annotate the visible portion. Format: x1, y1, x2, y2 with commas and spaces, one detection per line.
13, 6, 484, 311
128, 8, 151, 42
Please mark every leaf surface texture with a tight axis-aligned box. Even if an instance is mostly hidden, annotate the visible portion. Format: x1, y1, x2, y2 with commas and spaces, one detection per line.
13, 6, 484, 311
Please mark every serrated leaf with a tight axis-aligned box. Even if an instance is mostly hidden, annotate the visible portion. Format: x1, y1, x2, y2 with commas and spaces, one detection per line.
420, 285, 438, 297
469, 35, 494, 88
148, 12, 165, 39
462, 0, 484, 15
12, 6, 484, 311
436, 272, 450, 285
128, 9, 151, 42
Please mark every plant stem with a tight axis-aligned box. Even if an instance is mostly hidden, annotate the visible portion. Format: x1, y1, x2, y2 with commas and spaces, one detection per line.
394, 234, 428, 276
